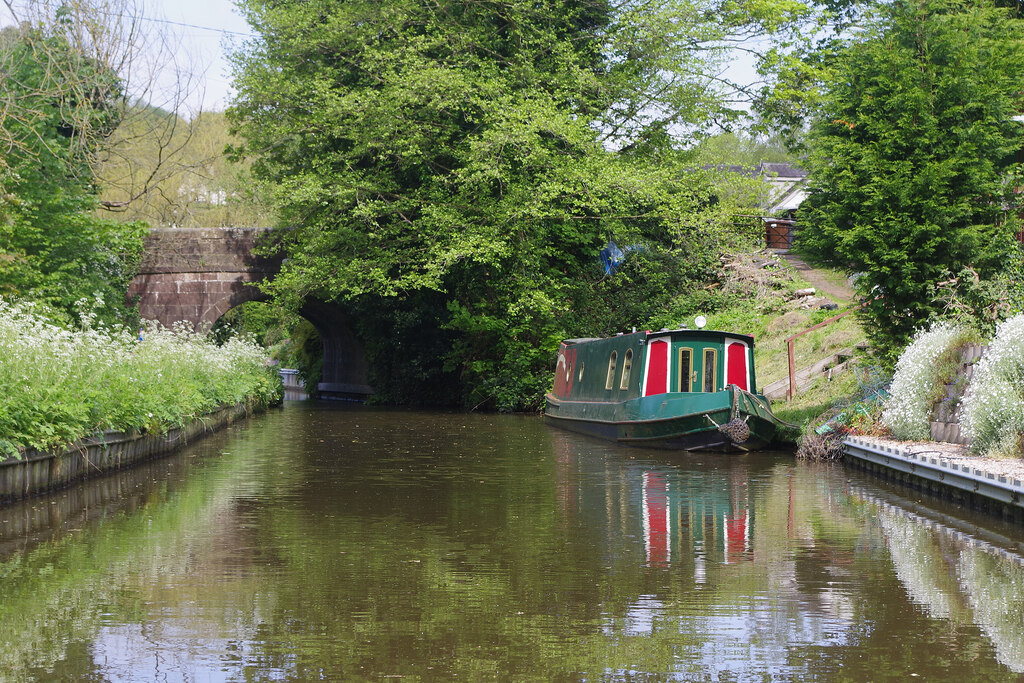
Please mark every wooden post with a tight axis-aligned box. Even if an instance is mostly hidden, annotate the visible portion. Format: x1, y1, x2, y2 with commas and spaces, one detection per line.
787, 338, 796, 400
785, 300, 872, 400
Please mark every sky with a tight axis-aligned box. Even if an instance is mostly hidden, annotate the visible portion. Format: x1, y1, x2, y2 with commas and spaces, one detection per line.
146, 0, 254, 110
0, 0, 253, 112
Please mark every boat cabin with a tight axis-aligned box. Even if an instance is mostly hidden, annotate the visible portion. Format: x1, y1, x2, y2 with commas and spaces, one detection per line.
551, 329, 759, 403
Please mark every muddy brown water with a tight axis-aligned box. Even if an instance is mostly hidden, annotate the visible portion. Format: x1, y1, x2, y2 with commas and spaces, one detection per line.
2, 401, 1024, 681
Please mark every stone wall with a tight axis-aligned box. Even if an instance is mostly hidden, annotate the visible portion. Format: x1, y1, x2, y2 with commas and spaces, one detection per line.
128, 227, 282, 329
930, 343, 988, 445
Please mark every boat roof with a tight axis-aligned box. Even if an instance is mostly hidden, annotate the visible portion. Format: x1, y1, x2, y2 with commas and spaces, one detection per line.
561, 328, 755, 346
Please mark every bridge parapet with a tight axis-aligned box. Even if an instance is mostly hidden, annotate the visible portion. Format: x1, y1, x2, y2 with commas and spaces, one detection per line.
137, 227, 281, 275
129, 227, 372, 400
130, 227, 282, 329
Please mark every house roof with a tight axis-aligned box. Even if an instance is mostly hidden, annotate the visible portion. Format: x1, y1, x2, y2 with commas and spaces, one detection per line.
707, 162, 807, 179
758, 162, 806, 179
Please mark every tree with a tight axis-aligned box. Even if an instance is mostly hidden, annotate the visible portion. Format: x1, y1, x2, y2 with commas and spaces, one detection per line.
795, 0, 1024, 356
97, 110, 273, 227
697, 132, 798, 167
0, 0, 245, 321
4, 0, 221, 217
228, 0, 805, 409
0, 22, 145, 323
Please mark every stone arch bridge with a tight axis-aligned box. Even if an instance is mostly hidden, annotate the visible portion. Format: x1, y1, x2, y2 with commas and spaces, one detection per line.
128, 227, 372, 399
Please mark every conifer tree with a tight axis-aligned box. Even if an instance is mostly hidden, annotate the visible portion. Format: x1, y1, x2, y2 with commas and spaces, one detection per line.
797, 0, 1024, 355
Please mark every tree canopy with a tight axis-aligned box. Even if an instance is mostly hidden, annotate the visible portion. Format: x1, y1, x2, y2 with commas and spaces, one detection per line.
0, 24, 145, 323
228, 0, 798, 409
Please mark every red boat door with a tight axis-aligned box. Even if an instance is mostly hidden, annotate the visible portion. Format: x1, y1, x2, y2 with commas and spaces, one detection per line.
725, 340, 750, 391
642, 337, 671, 396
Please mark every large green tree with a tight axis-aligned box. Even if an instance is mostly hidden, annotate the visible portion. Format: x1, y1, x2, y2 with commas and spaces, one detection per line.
795, 0, 1024, 356
0, 25, 145, 324
228, 0, 801, 409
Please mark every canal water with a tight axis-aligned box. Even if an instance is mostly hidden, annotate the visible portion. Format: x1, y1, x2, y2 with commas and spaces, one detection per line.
3, 403, 1024, 681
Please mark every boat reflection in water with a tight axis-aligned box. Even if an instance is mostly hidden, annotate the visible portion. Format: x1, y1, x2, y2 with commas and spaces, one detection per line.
640, 468, 751, 570
552, 428, 1024, 679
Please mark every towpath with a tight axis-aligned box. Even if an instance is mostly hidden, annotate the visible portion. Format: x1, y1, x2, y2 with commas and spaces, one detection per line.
781, 253, 856, 303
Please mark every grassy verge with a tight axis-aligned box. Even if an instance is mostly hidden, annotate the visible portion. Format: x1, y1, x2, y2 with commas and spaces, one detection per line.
693, 248, 869, 391
755, 310, 864, 387
689, 250, 867, 388
0, 299, 282, 459
771, 358, 889, 457
772, 372, 862, 434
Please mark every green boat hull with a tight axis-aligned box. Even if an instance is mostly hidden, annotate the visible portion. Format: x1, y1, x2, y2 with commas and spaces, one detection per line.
544, 387, 778, 452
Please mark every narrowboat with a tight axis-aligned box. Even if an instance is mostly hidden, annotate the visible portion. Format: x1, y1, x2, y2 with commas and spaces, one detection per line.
544, 326, 781, 451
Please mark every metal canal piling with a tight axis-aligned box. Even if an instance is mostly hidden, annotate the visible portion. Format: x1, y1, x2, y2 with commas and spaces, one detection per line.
843, 435, 1024, 521
0, 403, 256, 505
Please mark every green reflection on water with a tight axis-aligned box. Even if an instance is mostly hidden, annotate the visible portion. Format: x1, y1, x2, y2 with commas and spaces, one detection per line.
0, 403, 1023, 681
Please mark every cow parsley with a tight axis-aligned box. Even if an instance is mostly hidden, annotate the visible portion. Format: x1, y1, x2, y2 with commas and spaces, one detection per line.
0, 299, 281, 458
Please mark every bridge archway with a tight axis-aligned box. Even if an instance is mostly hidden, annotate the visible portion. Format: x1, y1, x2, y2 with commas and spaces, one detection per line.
128, 227, 372, 400
300, 301, 373, 399
129, 228, 278, 329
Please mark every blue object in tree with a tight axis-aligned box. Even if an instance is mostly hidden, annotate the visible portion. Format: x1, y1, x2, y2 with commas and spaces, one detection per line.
600, 240, 646, 275
600, 241, 625, 274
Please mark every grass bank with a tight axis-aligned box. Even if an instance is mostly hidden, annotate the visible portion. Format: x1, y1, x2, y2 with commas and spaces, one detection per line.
0, 299, 281, 459
691, 249, 869, 399
690, 250, 866, 387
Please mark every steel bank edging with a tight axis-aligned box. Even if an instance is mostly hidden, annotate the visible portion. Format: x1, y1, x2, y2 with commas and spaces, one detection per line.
0, 403, 256, 505
843, 436, 1024, 509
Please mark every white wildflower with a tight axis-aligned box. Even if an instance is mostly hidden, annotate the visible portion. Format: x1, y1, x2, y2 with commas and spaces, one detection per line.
961, 315, 1024, 455
882, 322, 966, 441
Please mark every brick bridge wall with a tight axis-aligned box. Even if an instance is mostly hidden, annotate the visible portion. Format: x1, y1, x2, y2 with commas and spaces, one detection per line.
128, 227, 280, 329
128, 227, 371, 398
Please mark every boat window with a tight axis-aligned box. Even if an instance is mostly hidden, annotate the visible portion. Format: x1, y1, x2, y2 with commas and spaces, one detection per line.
703, 348, 717, 392
578, 362, 585, 382
677, 348, 693, 392
619, 349, 633, 390
605, 351, 618, 390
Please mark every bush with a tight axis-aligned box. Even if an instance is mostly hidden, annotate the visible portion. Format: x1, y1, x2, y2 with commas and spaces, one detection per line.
881, 322, 977, 440
0, 299, 281, 458
960, 315, 1024, 457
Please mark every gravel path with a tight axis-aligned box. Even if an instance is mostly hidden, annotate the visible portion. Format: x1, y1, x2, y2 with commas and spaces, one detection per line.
781, 253, 856, 302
